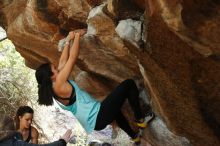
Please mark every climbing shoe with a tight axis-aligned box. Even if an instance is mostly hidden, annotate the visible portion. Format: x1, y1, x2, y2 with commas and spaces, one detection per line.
137, 112, 155, 136
136, 112, 155, 129
132, 134, 141, 146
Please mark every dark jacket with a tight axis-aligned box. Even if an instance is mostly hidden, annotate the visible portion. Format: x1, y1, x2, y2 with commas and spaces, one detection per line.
0, 137, 66, 146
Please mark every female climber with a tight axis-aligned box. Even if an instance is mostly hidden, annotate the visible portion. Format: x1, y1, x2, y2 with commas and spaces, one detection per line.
35, 29, 154, 145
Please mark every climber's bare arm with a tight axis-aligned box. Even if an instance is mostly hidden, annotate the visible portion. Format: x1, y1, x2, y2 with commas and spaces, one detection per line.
58, 31, 75, 71
54, 29, 86, 94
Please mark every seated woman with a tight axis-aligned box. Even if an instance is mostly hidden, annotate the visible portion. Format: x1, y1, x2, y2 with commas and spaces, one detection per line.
0, 114, 72, 146
35, 29, 154, 145
15, 106, 39, 144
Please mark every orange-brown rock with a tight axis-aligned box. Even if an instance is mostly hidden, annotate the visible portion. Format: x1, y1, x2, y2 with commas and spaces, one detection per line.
86, 0, 103, 7
142, 0, 220, 146
0, 0, 220, 146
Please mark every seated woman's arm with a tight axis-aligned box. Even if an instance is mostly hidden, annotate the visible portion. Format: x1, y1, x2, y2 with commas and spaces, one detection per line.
31, 127, 39, 144
15, 129, 72, 146
16, 139, 66, 146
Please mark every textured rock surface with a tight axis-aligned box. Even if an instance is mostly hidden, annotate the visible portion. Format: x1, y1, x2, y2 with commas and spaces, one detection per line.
34, 104, 133, 146
1, 0, 220, 146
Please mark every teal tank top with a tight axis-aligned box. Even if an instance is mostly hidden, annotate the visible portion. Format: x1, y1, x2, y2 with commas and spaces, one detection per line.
54, 80, 101, 133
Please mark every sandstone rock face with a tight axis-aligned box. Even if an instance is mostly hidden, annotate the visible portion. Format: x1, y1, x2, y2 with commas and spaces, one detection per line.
0, 0, 220, 146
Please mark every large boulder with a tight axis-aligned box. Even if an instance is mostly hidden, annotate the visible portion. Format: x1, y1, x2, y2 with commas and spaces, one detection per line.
0, 0, 220, 146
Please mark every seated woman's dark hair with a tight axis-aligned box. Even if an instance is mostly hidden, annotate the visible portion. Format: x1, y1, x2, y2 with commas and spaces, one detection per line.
35, 63, 53, 106
15, 106, 34, 129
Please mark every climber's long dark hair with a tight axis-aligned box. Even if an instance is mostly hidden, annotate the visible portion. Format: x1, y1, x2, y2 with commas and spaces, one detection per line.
15, 106, 34, 129
35, 63, 53, 106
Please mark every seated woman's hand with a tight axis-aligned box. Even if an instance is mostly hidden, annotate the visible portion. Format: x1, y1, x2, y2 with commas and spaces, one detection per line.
60, 129, 72, 143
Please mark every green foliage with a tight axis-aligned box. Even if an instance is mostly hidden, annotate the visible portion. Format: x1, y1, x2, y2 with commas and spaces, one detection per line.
0, 39, 37, 117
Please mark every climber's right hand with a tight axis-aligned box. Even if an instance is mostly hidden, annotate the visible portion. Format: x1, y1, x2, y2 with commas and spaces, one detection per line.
74, 29, 87, 36
66, 31, 75, 41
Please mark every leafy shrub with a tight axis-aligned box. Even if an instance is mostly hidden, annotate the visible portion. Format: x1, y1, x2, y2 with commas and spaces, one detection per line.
0, 39, 37, 117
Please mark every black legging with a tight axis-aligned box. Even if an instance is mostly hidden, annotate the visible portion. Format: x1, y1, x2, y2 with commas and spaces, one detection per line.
95, 79, 143, 138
